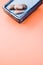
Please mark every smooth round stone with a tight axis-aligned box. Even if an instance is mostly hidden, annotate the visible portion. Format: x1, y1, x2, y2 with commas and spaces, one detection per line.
14, 4, 27, 10
14, 10, 24, 14
9, 5, 14, 10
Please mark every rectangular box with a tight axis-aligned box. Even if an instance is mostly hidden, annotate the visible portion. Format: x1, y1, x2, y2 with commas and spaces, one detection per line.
3, 0, 42, 23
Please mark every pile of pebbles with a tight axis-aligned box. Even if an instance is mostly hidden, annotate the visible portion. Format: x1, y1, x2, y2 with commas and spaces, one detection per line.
9, 4, 27, 14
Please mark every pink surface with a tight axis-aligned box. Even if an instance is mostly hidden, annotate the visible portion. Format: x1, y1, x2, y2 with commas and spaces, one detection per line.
0, 0, 43, 65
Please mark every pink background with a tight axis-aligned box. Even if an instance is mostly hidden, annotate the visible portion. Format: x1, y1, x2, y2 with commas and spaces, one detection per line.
0, 0, 43, 65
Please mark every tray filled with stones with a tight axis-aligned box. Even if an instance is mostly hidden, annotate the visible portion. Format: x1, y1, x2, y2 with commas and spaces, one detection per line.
3, 0, 42, 23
